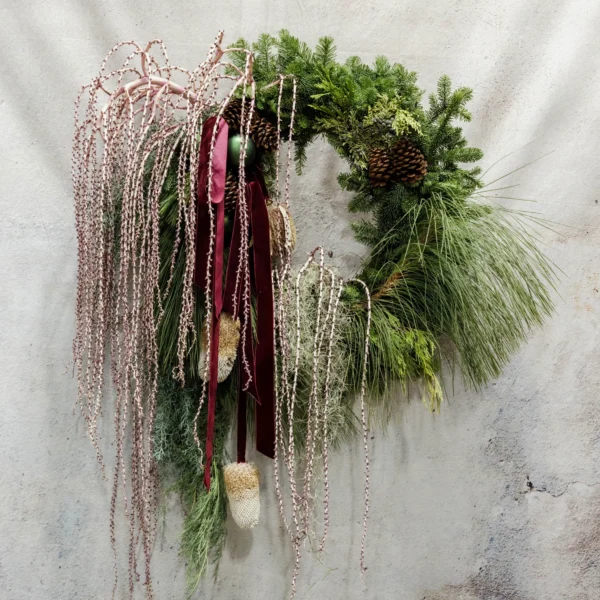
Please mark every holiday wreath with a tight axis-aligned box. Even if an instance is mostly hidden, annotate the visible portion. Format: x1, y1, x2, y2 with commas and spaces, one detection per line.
72, 31, 554, 599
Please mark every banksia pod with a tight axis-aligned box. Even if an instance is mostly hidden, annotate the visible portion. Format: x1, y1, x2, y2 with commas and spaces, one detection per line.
390, 138, 428, 185
199, 312, 240, 382
268, 203, 297, 263
223, 462, 260, 530
368, 147, 392, 188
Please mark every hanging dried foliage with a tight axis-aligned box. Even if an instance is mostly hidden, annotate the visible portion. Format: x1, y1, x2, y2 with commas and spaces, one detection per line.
72, 32, 263, 597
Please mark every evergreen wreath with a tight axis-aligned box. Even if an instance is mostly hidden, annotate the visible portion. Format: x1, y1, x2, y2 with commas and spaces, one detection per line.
228, 31, 554, 410
71, 31, 555, 599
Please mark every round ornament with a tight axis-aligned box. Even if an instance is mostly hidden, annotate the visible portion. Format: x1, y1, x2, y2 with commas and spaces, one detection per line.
227, 134, 256, 168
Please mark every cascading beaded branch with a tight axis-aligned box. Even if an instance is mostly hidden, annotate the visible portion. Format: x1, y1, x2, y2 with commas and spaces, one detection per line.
268, 72, 372, 598
72, 31, 373, 600
272, 247, 372, 600
72, 33, 260, 598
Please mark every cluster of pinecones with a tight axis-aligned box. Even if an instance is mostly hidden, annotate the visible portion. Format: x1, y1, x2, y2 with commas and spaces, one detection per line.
221, 98, 278, 153
369, 139, 428, 188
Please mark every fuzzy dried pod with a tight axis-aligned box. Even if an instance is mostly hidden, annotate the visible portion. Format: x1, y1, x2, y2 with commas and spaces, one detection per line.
223, 462, 260, 529
199, 312, 240, 382
268, 203, 296, 263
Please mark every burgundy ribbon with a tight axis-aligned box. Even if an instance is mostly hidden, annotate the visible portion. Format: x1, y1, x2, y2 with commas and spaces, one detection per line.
226, 172, 276, 464
247, 174, 275, 460
194, 116, 228, 489
194, 119, 275, 489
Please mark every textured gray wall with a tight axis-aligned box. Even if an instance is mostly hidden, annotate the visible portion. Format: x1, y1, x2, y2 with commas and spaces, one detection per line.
1, 1, 599, 599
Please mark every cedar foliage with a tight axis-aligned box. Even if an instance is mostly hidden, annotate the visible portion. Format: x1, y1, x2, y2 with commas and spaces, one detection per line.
154, 375, 235, 597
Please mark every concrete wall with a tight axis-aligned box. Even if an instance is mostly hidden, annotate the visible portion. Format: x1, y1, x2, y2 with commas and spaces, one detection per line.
1, 1, 599, 598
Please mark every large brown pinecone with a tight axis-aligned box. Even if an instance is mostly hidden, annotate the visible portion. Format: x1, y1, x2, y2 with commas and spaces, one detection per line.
369, 148, 392, 188
221, 99, 278, 152
389, 139, 427, 185
224, 170, 239, 211
252, 118, 278, 152
221, 98, 249, 132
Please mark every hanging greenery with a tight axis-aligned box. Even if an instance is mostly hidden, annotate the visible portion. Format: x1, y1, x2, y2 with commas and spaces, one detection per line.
71, 31, 555, 600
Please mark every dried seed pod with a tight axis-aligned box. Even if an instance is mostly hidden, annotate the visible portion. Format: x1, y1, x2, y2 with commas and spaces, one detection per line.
223, 462, 260, 529
199, 312, 240, 382
268, 203, 296, 263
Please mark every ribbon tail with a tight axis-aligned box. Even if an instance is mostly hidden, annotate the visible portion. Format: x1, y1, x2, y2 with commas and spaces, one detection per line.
194, 116, 229, 290
195, 116, 228, 490
249, 177, 276, 459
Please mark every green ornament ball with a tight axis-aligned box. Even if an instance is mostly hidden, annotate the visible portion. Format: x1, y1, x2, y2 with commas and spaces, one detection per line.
227, 134, 256, 168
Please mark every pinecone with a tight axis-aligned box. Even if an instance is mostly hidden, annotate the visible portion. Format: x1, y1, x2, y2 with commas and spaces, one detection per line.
224, 170, 239, 211
369, 148, 392, 188
251, 118, 278, 152
390, 139, 427, 185
221, 99, 278, 152
221, 98, 247, 131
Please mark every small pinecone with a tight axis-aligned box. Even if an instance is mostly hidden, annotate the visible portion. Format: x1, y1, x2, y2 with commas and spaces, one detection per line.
390, 139, 427, 185
221, 98, 246, 131
251, 118, 278, 152
369, 148, 392, 188
224, 171, 239, 211
221, 99, 278, 152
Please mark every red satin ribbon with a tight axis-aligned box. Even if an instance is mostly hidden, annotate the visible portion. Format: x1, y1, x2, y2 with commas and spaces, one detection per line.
194, 119, 275, 489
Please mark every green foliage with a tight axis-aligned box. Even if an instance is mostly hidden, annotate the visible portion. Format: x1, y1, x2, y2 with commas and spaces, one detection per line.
154, 375, 236, 597
234, 31, 555, 410
363, 94, 422, 137
228, 31, 424, 172
345, 301, 443, 416
143, 31, 557, 593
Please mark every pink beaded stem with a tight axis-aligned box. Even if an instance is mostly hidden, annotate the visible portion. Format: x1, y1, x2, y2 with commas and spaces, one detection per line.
72, 33, 256, 598
74, 33, 373, 600
347, 278, 372, 574
268, 73, 373, 598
